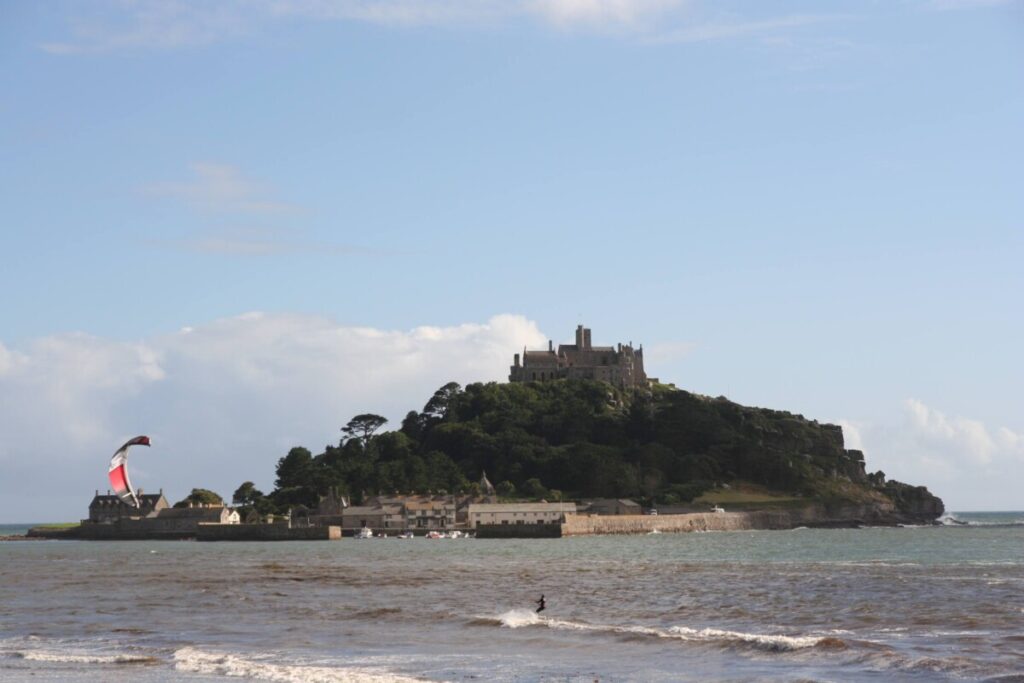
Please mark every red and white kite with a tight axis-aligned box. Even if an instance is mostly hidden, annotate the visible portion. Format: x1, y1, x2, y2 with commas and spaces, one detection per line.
108, 436, 151, 507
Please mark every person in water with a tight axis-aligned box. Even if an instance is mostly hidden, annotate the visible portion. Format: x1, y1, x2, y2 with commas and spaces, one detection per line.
535, 594, 546, 614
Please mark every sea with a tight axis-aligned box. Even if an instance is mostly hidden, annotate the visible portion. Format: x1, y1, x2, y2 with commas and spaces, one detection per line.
1, 511, 1022, 682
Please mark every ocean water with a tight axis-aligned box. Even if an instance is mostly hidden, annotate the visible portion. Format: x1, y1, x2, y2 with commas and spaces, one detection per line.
1, 513, 1022, 682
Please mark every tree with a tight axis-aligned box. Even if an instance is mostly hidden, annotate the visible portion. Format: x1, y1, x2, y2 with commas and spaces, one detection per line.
496, 480, 517, 498
276, 447, 314, 489
422, 382, 462, 423
174, 488, 224, 508
341, 414, 388, 448
523, 477, 548, 500
232, 481, 264, 506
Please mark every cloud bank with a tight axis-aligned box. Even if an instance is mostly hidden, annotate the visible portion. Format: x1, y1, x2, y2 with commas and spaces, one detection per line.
0, 314, 545, 521
837, 399, 1024, 510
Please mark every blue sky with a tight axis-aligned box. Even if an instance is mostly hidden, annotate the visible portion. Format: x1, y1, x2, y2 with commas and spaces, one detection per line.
1, 0, 1021, 520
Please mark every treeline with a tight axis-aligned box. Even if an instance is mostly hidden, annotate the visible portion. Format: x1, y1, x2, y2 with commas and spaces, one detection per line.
233, 380, 856, 514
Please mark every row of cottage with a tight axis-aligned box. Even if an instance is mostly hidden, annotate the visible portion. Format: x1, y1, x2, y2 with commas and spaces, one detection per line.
86, 488, 642, 535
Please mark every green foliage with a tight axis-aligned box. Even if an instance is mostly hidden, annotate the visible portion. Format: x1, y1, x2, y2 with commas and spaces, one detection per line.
275, 447, 314, 490
495, 480, 517, 497
522, 478, 548, 499
249, 379, 873, 507
174, 488, 224, 508
232, 481, 264, 506
341, 414, 388, 448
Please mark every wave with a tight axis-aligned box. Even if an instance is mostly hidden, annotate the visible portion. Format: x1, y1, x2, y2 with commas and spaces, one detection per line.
939, 513, 1024, 527
11, 650, 158, 665
172, 646, 428, 683
474, 609, 839, 653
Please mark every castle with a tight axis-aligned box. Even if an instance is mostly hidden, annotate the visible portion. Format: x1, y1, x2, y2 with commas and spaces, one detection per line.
509, 325, 648, 390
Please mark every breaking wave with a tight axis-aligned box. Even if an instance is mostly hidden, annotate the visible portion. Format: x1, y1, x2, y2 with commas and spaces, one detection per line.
172, 647, 427, 683
11, 650, 158, 665
476, 609, 838, 653
939, 513, 1024, 527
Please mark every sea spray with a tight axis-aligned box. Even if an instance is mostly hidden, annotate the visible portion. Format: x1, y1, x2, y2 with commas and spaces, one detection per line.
486, 610, 829, 652
172, 647, 429, 683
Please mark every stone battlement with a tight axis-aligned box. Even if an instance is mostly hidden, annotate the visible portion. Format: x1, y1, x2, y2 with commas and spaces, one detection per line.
510, 325, 647, 389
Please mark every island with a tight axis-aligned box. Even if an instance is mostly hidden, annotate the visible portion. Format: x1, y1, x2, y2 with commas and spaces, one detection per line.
25, 325, 943, 540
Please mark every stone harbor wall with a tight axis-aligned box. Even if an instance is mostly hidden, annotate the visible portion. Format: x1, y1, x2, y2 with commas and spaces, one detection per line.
195, 523, 341, 541
561, 512, 762, 536
476, 523, 562, 539
559, 503, 918, 536
76, 523, 193, 540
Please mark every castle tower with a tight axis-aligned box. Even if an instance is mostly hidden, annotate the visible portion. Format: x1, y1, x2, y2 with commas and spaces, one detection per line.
509, 325, 648, 389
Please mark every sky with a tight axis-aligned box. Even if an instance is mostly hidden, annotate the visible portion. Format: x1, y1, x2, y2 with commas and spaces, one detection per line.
0, 0, 1021, 521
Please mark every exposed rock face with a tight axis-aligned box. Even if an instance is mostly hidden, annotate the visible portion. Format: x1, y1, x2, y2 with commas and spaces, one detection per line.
879, 479, 945, 522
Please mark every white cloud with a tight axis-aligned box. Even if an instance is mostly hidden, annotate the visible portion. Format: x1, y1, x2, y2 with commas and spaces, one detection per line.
40, 1, 258, 53
41, 0, 847, 53
650, 13, 849, 45
143, 163, 296, 215
526, 0, 685, 29
904, 398, 998, 464
834, 399, 1024, 510
142, 164, 379, 257
837, 419, 865, 451
0, 314, 545, 520
924, 0, 1017, 10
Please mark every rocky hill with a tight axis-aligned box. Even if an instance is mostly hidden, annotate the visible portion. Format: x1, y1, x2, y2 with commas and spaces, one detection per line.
257, 380, 943, 525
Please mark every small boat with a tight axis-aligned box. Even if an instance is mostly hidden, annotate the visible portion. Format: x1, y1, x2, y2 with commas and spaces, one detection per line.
425, 531, 442, 539
647, 528, 661, 535
355, 527, 374, 539
711, 505, 725, 514
398, 531, 415, 539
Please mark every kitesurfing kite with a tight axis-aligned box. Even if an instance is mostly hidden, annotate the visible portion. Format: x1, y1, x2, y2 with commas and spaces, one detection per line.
108, 436, 151, 507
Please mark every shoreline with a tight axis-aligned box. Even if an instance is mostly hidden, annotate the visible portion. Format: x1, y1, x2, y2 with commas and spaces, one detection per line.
12, 502, 945, 541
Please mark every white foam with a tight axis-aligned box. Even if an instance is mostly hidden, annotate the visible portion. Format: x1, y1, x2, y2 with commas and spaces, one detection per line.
667, 626, 822, 651
492, 610, 822, 651
172, 647, 430, 683
496, 609, 542, 628
14, 650, 156, 664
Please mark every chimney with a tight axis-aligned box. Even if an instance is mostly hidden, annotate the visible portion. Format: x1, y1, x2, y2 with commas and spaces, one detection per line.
514, 353, 520, 367
575, 325, 584, 348
583, 328, 591, 349
548, 339, 553, 352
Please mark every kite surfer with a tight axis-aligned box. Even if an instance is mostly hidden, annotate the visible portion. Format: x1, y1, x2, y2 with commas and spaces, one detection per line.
535, 594, 546, 614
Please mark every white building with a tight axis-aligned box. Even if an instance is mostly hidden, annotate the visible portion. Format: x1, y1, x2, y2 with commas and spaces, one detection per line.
467, 503, 576, 529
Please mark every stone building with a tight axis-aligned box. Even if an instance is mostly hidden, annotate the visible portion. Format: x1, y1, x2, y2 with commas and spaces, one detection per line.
509, 325, 647, 389
87, 490, 169, 523
466, 502, 577, 529
579, 498, 642, 516
150, 504, 239, 532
